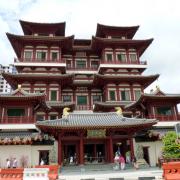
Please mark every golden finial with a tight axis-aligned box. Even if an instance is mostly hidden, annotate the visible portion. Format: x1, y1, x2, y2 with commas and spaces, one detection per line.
18, 84, 21, 90
115, 107, 123, 116
62, 107, 70, 118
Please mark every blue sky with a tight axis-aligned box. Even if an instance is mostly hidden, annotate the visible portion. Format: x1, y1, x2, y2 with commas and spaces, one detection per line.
0, 0, 180, 96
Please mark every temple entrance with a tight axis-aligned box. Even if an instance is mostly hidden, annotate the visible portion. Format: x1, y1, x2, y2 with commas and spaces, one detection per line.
113, 139, 130, 159
84, 144, 105, 164
63, 144, 77, 165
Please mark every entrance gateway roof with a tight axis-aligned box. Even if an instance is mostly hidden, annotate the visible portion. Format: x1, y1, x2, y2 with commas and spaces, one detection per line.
36, 112, 157, 129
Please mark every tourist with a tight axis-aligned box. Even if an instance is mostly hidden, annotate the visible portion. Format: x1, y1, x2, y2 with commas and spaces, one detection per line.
125, 151, 131, 164
6, 159, 10, 168
40, 158, 45, 166
119, 155, 125, 170
114, 152, 120, 170
69, 156, 73, 164
12, 158, 18, 168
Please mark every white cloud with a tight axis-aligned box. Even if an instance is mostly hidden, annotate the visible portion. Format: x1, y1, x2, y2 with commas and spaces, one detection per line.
0, 0, 180, 97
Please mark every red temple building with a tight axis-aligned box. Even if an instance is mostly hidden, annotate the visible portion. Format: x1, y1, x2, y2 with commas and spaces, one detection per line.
0, 20, 179, 167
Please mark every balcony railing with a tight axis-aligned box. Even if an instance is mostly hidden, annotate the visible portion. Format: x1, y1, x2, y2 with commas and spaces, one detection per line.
100, 60, 147, 65
148, 114, 178, 121
14, 58, 65, 63
1, 116, 35, 124
75, 105, 93, 110
66, 66, 98, 71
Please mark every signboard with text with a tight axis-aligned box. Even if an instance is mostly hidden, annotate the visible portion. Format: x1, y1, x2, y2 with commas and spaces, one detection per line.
87, 129, 106, 138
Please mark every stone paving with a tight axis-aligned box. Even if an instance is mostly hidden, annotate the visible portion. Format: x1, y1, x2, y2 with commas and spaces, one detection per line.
59, 164, 163, 180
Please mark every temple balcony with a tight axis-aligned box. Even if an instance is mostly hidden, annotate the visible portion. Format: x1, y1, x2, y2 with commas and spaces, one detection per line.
1, 116, 35, 124
66, 66, 98, 74
98, 60, 147, 72
148, 114, 178, 121
14, 58, 66, 67
75, 105, 93, 111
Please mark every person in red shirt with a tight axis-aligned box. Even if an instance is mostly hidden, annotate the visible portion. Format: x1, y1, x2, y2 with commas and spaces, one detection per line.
119, 155, 125, 170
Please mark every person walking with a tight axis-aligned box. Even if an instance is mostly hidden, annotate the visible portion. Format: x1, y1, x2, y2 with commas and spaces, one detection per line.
12, 158, 17, 168
119, 155, 125, 170
6, 159, 10, 168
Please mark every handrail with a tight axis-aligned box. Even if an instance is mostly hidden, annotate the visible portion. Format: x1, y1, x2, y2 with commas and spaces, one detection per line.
1, 116, 35, 124
148, 114, 177, 121
14, 58, 65, 63
100, 60, 147, 65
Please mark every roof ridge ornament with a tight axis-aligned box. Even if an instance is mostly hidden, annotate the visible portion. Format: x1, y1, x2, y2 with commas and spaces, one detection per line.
18, 84, 21, 90
62, 107, 70, 119
115, 107, 123, 116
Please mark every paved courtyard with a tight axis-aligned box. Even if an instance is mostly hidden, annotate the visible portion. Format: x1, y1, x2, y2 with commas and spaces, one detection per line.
59, 164, 163, 180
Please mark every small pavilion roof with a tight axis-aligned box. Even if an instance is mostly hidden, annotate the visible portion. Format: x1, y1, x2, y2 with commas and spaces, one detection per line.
6, 33, 74, 57
0, 87, 45, 101
2, 73, 74, 89
96, 24, 139, 39
125, 93, 180, 110
91, 36, 153, 56
19, 20, 66, 36
93, 74, 159, 88
36, 112, 157, 130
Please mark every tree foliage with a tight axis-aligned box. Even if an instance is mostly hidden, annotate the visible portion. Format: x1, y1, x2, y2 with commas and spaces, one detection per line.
162, 131, 180, 159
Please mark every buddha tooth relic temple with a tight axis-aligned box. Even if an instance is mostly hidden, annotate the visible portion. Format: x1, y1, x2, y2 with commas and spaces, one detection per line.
0, 20, 179, 167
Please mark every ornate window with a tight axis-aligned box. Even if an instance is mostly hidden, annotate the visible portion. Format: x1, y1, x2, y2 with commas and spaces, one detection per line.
36, 51, 47, 61
63, 95, 71, 102
109, 90, 116, 101
24, 50, 32, 61
156, 107, 172, 115
77, 96, 87, 105
7, 108, 25, 116
134, 89, 141, 100
50, 90, 57, 101
106, 53, 113, 62
51, 51, 58, 61
129, 53, 137, 62
120, 90, 130, 101
116, 53, 127, 62
92, 95, 101, 103
76, 60, 86, 69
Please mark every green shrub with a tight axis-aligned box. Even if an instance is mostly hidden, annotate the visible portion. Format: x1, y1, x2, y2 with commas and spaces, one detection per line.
162, 131, 180, 159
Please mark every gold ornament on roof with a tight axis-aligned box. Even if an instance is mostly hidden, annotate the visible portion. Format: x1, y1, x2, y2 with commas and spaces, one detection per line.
18, 84, 22, 89
115, 107, 123, 116
62, 107, 70, 118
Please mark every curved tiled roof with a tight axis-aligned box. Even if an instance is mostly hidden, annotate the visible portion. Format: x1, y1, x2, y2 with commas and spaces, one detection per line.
36, 112, 157, 129
96, 24, 139, 39
125, 93, 180, 110
6, 33, 74, 57
91, 36, 153, 56
93, 74, 159, 88
19, 20, 66, 36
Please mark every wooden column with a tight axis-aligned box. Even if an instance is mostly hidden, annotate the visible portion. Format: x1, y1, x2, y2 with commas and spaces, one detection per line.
58, 133, 62, 165
79, 133, 84, 165
130, 137, 135, 160
116, 85, 120, 101
109, 135, 114, 163
88, 89, 91, 110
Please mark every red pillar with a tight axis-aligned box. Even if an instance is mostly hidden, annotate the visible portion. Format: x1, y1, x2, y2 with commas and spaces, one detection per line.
109, 136, 114, 163
58, 134, 62, 165
130, 137, 135, 160
79, 134, 84, 165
